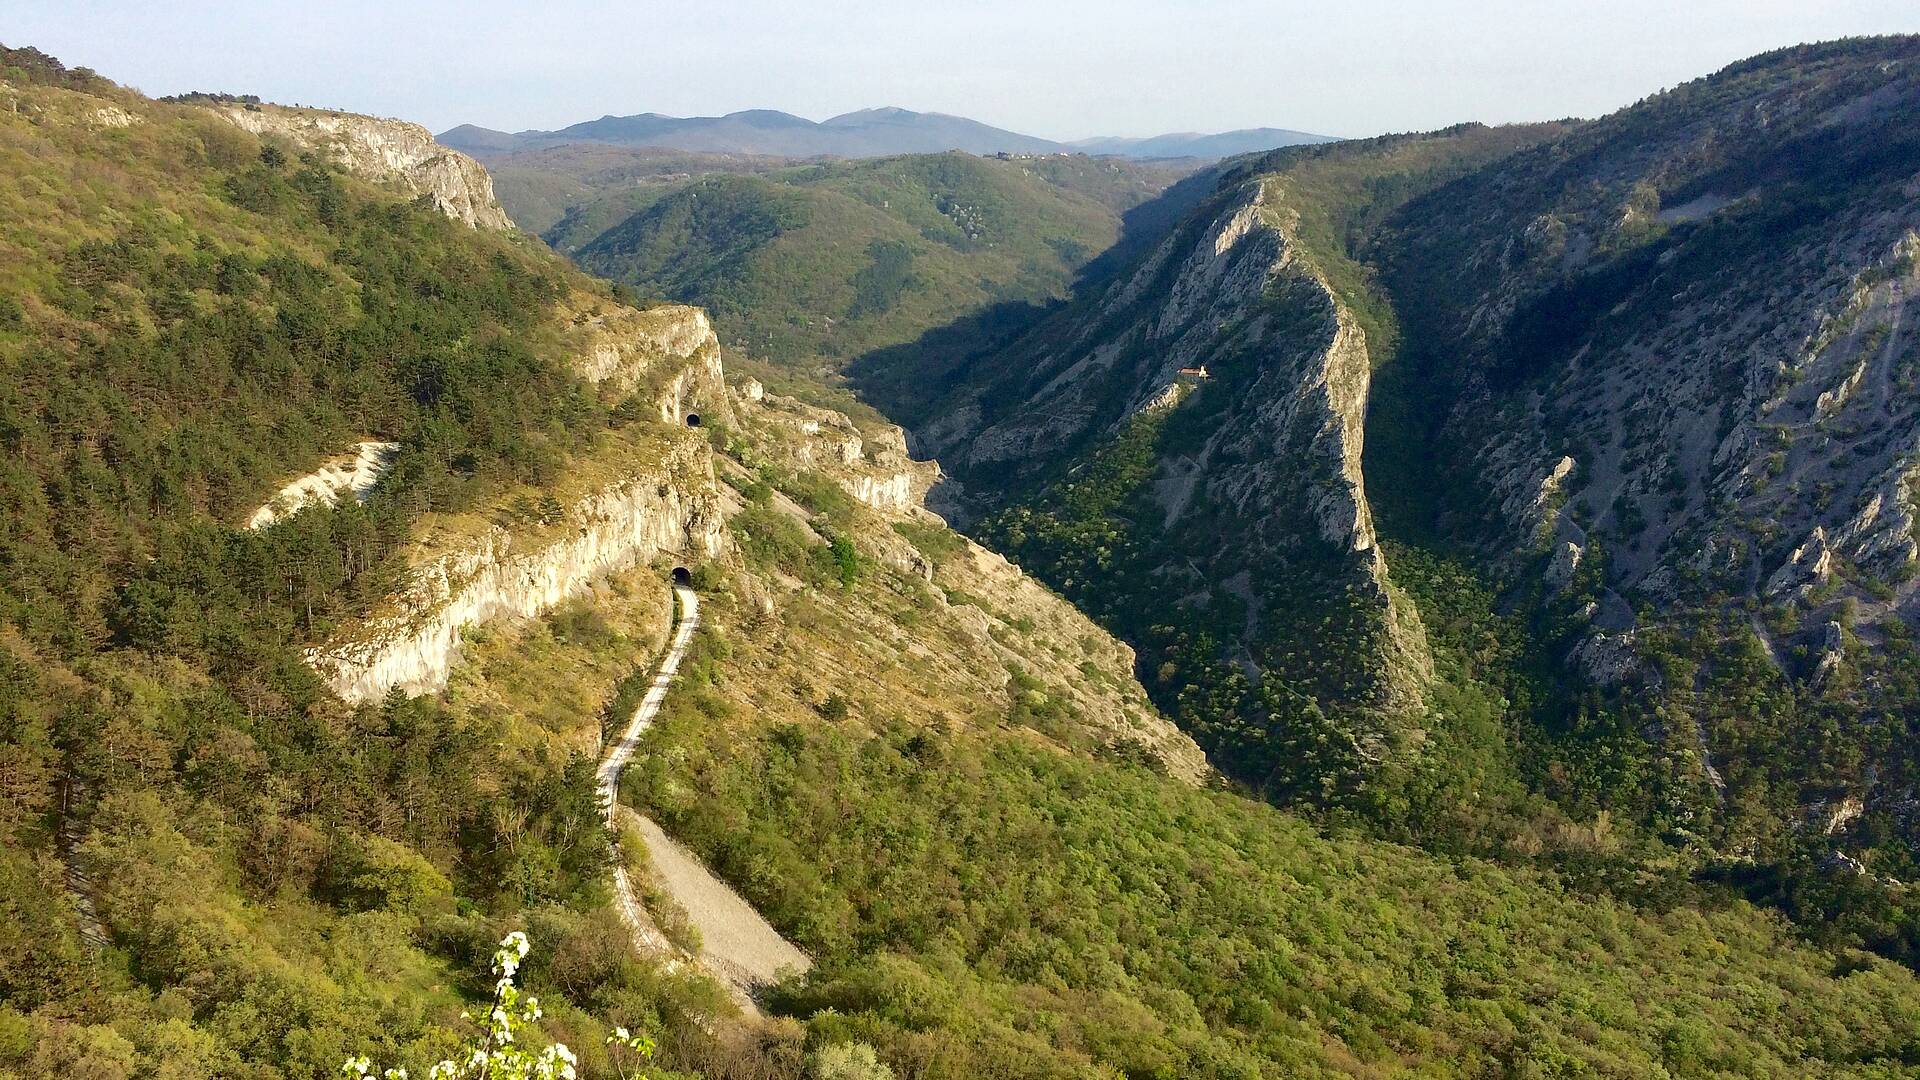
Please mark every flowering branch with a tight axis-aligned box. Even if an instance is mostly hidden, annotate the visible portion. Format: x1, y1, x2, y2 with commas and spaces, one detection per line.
342, 931, 647, 1080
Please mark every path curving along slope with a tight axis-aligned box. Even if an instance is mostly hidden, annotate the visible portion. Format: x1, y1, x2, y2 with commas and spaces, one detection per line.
596, 582, 811, 1012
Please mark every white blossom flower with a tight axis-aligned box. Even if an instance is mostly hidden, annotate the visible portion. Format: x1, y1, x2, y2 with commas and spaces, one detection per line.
341, 933, 599, 1080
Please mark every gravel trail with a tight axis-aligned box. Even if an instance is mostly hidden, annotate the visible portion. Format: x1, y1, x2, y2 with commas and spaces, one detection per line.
597, 584, 811, 1011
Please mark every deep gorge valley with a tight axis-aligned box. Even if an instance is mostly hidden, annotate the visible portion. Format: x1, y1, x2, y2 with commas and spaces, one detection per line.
4, 29, 1920, 1080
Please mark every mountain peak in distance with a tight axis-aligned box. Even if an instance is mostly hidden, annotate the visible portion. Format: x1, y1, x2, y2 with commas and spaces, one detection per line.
440, 108, 1337, 161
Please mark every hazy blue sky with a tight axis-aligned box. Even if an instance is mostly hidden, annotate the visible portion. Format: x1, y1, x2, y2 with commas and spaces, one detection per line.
10, 1, 1919, 138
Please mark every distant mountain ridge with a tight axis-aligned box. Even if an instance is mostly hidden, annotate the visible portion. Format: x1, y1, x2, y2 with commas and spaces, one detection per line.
1070, 127, 1341, 158
440, 107, 1335, 161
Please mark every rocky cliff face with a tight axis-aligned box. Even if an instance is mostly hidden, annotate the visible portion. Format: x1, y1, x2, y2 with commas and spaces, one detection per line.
1371, 40, 1920, 672
1315, 40, 1920, 865
303, 300, 734, 703
206, 103, 512, 229
310, 438, 725, 702
555, 297, 735, 428
863, 44, 1920, 856
735, 381, 936, 514
299, 293, 927, 704
918, 172, 1435, 747
566, 302, 716, 387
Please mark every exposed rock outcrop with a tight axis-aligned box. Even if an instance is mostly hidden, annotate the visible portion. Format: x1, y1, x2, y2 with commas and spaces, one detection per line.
847, 473, 916, 513
1820, 794, 1866, 836
916, 176, 1432, 733
86, 105, 137, 129
567, 302, 723, 395
1571, 630, 1647, 687
309, 440, 725, 702
268, 302, 734, 702
1545, 540, 1585, 591
205, 103, 511, 229
739, 388, 937, 515
247, 441, 398, 529
1767, 528, 1835, 599
1811, 620, 1847, 686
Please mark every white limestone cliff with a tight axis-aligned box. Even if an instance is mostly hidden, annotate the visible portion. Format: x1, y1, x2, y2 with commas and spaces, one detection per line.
247, 440, 398, 529
294, 299, 740, 703
205, 103, 511, 229
740, 388, 936, 515
309, 441, 725, 702
556, 300, 734, 431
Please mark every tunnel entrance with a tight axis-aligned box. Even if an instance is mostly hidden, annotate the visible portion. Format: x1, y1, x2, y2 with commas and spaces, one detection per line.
671, 566, 692, 586
685, 412, 701, 427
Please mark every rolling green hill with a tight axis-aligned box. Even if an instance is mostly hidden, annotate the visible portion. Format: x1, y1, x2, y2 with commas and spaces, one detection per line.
484, 142, 792, 237
555, 151, 1191, 365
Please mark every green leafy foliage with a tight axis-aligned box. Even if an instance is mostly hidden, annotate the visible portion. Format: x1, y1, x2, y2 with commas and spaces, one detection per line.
569, 153, 1148, 365
629, 703, 1920, 1078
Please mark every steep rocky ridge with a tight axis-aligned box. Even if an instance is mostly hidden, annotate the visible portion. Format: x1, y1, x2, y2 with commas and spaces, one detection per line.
973, 176, 1433, 738
889, 38, 1920, 895
305, 304, 733, 701
1372, 40, 1920, 639
905, 126, 1554, 780
203, 101, 512, 229
712, 375, 1211, 780
1339, 37, 1920, 882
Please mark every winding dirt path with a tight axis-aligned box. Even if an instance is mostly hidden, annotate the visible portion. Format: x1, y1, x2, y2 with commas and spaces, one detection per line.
597, 584, 811, 1012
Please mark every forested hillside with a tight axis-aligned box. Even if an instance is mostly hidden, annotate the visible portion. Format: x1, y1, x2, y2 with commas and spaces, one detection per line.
0, 44, 739, 1076
537, 150, 1192, 365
